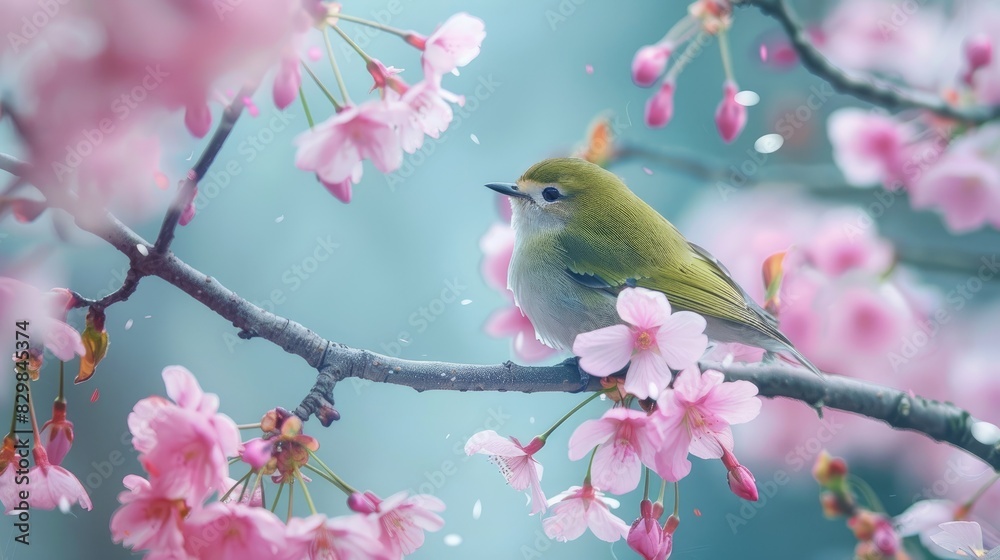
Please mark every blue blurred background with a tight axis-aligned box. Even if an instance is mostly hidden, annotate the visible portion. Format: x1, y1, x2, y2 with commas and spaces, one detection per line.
2, 0, 1000, 559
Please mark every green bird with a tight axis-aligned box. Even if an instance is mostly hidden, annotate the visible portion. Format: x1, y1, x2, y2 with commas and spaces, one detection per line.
485, 157, 821, 375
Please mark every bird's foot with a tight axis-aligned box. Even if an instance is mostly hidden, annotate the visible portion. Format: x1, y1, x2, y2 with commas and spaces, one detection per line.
559, 356, 591, 392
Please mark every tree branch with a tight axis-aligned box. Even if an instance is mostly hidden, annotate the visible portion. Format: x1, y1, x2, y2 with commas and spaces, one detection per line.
28, 193, 999, 470
152, 87, 253, 254
744, 0, 1000, 125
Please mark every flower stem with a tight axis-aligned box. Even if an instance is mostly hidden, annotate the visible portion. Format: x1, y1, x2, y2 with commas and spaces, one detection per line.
270, 482, 285, 513
656, 478, 667, 506
643, 467, 651, 501
323, 28, 352, 105
307, 449, 360, 495
583, 446, 598, 486
220, 470, 253, 503
336, 13, 410, 38
295, 469, 318, 515
299, 87, 315, 129
27, 385, 41, 442
300, 60, 342, 110
539, 388, 610, 442
57, 361, 64, 400
287, 479, 295, 521
236, 423, 261, 431
672, 482, 680, 518
718, 30, 735, 83
303, 462, 345, 490
330, 24, 373, 64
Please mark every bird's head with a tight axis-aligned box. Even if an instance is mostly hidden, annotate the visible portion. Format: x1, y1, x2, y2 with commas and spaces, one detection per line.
485, 158, 631, 235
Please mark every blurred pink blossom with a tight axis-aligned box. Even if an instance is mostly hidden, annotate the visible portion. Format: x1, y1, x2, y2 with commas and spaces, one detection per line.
644, 81, 676, 129
182, 502, 289, 559
0, 277, 84, 361
110, 474, 186, 554
285, 513, 389, 560
632, 44, 672, 88
714, 80, 746, 143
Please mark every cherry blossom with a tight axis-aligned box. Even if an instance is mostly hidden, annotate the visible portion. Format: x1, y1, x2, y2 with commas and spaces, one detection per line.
110, 475, 187, 555
573, 288, 708, 400
285, 513, 389, 560
714, 80, 746, 143
542, 484, 629, 543
183, 503, 290, 559
419, 13, 487, 76
349, 491, 446, 558
567, 409, 661, 494
654, 368, 761, 481
465, 431, 547, 513
0, 277, 84, 362
39, 399, 74, 466
22, 445, 92, 512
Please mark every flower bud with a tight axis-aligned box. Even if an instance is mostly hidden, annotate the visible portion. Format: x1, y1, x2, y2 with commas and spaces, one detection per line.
348, 491, 380, 514
632, 44, 672, 88
645, 80, 676, 128
76, 308, 109, 384
812, 450, 848, 487
727, 463, 759, 501
273, 56, 301, 110
714, 80, 746, 143
965, 34, 993, 72
240, 438, 274, 471
40, 399, 74, 465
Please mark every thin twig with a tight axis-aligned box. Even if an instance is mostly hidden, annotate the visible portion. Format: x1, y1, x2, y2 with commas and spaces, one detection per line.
152, 86, 253, 254
744, 0, 1000, 125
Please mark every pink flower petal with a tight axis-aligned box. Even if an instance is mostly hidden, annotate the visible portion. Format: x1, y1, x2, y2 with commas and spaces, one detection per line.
655, 311, 708, 369
616, 288, 671, 329
567, 418, 618, 461
622, 351, 671, 400
573, 324, 634, 376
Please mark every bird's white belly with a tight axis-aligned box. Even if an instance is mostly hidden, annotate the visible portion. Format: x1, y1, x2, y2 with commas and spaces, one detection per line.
508, 251, 619, 351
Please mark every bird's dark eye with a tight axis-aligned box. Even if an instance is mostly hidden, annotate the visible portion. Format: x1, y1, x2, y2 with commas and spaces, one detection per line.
541, 186, 561, 202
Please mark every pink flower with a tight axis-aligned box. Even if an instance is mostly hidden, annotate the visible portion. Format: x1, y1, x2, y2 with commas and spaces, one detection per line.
320, 162, 363, 204
402, 77, 464, 145
714, 80, 746, 143
909, 152, 1000, 232
39, 400, 74, 465
632, 45, 672, 87
127, 366, 239, 498
805, 212, 894, 277
465, 431, 547, 514
20, 446, 91, 512
420, 13, 486, 76
110, 475, 187, 554
485, 306, 559, 362
0, 278, 84, 361
273, 55, 301, 110
295, 101, 406, 186
542, 484, 629, 543
567, 409, 661, 494
828, 108, 915, 187
286, 513, 389, 560
183, 503, 289, 559
350, 491, 446, 558
895, 500, 1000, 556
479, 223, 515, 293
240, 438, 274, 471
573, 288, 708, 400
964, 34, 993, 84
654, 368, 761, 481
644, 81, 676, 128
627, 500, 673, 560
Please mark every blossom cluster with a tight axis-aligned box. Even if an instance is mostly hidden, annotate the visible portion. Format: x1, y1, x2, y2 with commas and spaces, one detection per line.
109, 366, 444, 559
468, 287, 762, 559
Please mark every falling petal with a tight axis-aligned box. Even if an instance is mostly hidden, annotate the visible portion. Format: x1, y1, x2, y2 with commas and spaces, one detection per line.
461, 299, 472, 305
529, 416, 535, 424
754, 133, 784, 154
444, 534, 462, 546
90, 389, 99, 403
473, 499, 482, 520
694, 508, 702, 516
734, 91, 760, 107
585, 64, 594, 74
470, 133, 480, 145
275, 215, 285, 223
124, 319, 133, 330
759, 44, 768, 62
144, 315, 152, 319
642, 167, 653, 175
308, 46, 322, 61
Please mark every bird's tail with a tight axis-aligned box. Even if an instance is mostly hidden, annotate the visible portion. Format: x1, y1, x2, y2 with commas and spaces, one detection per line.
783, 345, 823, 377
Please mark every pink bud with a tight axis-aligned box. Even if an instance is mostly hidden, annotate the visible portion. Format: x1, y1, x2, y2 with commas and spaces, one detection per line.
366, 58, 391, 92
627, 499, 667, 560
965, 34, 993, 71
240, 438, 273, 470
872, 518, 899, 556
179, 184, 197, 226
272, 56, 301, 110
631, 44, 672, 88
714, 80, 746, 143
347, 491, 379, 514
521, 436, 546, 455
727, 464, 758, 501
184, 102, 212, 138
40, 400, 73, 466
644, 80, 675, 128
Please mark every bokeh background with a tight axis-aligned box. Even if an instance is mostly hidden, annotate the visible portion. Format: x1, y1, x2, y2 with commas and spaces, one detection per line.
2, 1, 1000, 559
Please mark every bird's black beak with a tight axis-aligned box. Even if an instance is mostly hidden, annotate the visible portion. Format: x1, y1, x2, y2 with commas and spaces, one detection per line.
485, 182, 530, 200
